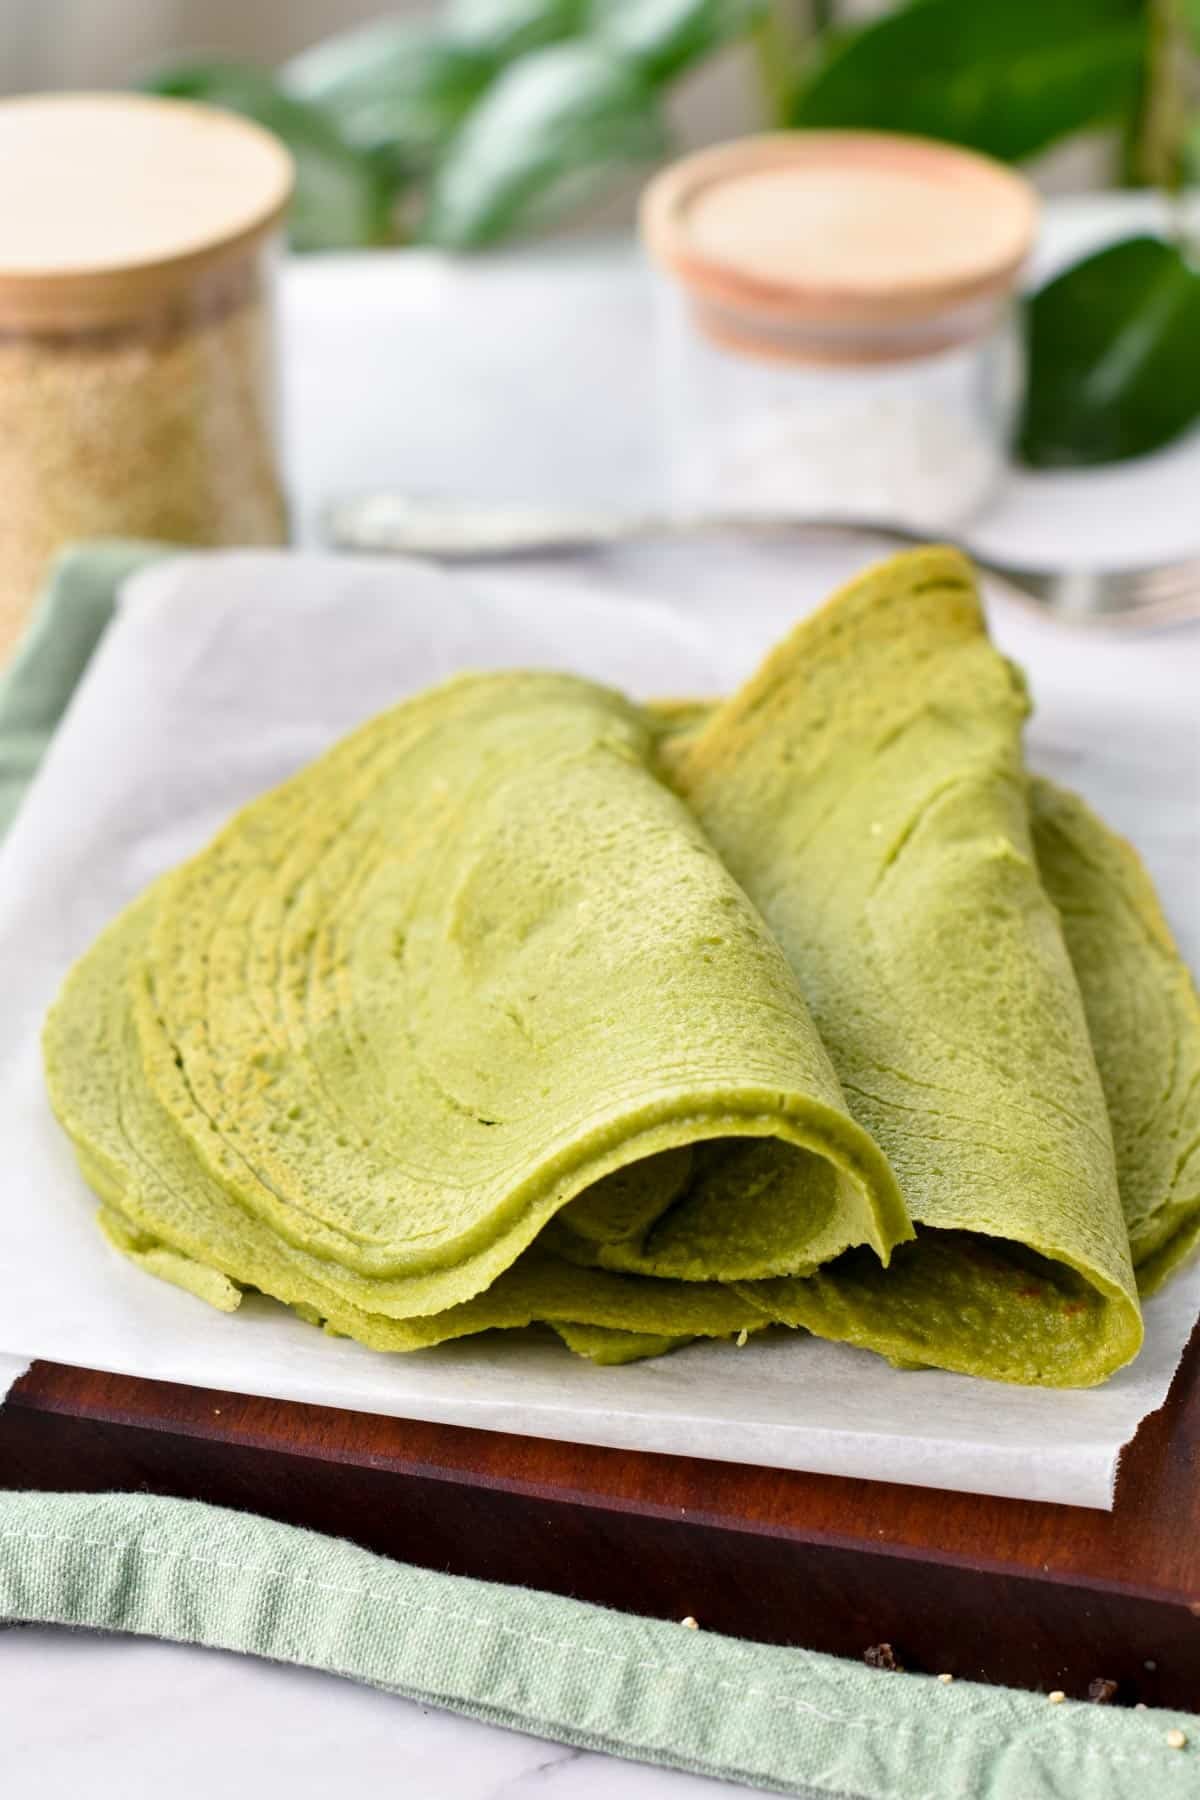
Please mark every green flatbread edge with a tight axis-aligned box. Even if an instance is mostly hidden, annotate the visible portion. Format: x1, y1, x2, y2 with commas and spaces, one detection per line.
1029, 776, 1200, 1298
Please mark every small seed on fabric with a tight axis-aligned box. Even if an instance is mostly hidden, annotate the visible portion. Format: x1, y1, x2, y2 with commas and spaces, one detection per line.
681, 1616, 699, 1630
735, 1329, 749, 1347
1048, 1691, 1066, 1705
1166, 1729, 1187, 1750
937, 1673, 954, 1685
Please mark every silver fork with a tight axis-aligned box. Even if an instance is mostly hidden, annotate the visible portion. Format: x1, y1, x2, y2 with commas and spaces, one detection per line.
325, 493, 1200, 629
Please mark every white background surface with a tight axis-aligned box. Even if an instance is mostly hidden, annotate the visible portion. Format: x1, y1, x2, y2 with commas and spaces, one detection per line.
4, 194, 1199, 1799
0, 1626, 740, 1800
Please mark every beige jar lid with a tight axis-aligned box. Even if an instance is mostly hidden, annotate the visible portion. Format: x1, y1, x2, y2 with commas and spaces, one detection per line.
0, 93, 294, 331
641, 132, 1037, 363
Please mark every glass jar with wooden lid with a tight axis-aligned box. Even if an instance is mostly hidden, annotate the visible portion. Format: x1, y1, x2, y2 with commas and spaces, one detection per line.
0, 93, 294, 659
641, 132, 1038, 532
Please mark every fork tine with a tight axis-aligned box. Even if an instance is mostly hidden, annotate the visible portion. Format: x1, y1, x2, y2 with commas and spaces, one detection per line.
1128, 562, 1200, 599
976, 558, 1200, 627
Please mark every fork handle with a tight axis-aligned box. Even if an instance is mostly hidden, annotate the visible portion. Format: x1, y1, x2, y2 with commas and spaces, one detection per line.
324, 492, 939, 561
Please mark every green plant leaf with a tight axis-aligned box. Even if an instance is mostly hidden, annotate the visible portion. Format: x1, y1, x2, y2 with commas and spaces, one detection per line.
142, 61, 395, 250
790, 0, 1146, 162
283, 21, 493, 172
447, 0, 588, 60
591, 0, 769, 82
423, 43, 667, 248
1018, 234, 1200, 466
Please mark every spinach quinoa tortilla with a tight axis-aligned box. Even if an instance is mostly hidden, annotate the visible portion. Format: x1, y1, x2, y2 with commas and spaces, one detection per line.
44, 549, 1200, 1386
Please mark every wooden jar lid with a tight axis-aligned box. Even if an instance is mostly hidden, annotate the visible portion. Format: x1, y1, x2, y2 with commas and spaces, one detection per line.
0, 93, 294, 331
641, 131, 1037, 361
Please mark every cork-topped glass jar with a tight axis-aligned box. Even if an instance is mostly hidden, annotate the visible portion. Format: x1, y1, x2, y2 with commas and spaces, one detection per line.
0, 94, 294, 659
641, 132, 1038, 532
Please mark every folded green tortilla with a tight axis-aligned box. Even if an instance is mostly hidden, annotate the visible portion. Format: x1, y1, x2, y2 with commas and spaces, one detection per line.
44, 554, 1200, 1385
663, 548, 1155, 1385
1029, 777, 1200, 1298
44, 670, 905, 1356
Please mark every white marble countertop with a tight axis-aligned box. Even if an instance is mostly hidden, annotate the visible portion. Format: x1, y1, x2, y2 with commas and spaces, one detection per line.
0, 1626, 743, 1800
4, 190, 1198, 1800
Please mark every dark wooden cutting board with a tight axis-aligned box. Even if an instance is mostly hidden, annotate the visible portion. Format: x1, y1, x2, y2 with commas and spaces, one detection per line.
3, 1326, 1198, 1709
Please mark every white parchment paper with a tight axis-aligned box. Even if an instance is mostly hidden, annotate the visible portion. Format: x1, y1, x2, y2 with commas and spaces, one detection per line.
0, 548, 1196, 1509
0, 1357, 30, 1403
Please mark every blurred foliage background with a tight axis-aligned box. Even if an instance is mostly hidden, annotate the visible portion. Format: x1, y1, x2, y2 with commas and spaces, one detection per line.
4, 0, 1200, 466
130, 0, 1198, 255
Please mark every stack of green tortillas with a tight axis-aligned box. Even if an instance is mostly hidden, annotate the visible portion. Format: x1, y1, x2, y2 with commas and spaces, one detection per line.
44, 549, 1200, 1385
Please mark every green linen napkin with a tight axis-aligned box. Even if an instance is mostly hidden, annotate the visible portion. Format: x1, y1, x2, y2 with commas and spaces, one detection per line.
4, 1490, 1200, 1800
1, 1489, 1197, 1800
2, 545, 1197, 1800
0, 542, 166, 839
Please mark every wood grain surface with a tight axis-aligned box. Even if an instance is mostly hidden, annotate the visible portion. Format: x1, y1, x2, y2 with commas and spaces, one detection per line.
3, 1326, 1199, 1708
